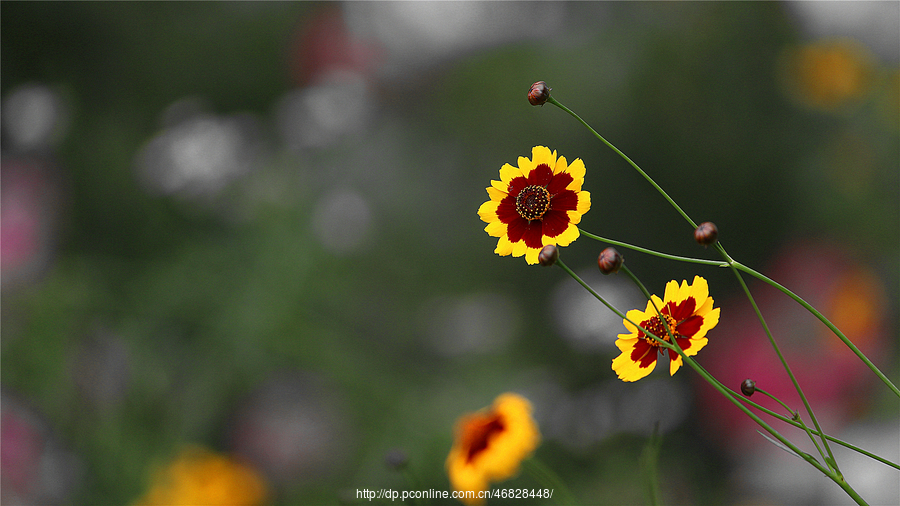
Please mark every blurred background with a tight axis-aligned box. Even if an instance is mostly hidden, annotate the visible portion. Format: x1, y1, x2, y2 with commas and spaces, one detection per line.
2, 2, 898, 505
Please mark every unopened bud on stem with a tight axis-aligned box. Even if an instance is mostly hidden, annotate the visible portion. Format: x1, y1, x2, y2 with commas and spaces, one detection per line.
538, 244, 559, 266
528, 81, 551, 106
694, 221, 718, 247
741, 379, 756, 396
597, 247, 623, 274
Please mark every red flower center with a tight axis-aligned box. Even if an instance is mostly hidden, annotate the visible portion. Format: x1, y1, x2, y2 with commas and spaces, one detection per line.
640, 313, 679, 347
461, 413, 506, 463
515, 185, 551, 221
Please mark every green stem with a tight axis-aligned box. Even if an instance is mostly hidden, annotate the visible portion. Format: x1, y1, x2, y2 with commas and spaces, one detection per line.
555, 259, 629, 321
551, 96, 834, 453
728, 385, 900, 470
676, 352, 867, 504
548, 96, 697, 229
755, 387, 829, 469
558, 253, 890, 497
579, 228, 726, 267
640, 424, 663, 506
553, 91, 895, 398
618, 263, 860, 500
723, 261, 840, 473
731, 259, 900, 398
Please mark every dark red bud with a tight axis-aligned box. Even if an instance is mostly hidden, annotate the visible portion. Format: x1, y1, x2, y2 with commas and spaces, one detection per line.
528, 81, 551, 106
694, 221, 718, 247
741, 379, 756, 397
538, 244, 559, 266
597, 247, 623, 274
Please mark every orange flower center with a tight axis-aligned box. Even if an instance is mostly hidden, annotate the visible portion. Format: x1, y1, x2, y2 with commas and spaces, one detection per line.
640, 313, 678, 347
515, 185, 551, 221
461, 413, 506, 463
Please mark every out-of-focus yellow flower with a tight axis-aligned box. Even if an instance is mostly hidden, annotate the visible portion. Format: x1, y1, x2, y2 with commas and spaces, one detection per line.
612, 275, 720, 382
446, 393, 540, 505
780, 38, 875, 111
133, 446, 267, 506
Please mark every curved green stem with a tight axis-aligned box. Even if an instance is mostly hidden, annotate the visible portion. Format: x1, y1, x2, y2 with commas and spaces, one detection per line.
755, 386, 829, 468
548, 96, 697, 229
579, 228, 726, 267
723, 261, 840, 473
631, 269, 864, 503
731, 259, 900, 398
726, 383, 900, 470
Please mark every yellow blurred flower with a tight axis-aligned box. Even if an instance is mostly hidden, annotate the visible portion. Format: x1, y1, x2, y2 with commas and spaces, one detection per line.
133, 446, 267, 506
780, 38, 875, 111
478, 146, 591, 265
612, 275, 720, 382
446, 393, 540, 505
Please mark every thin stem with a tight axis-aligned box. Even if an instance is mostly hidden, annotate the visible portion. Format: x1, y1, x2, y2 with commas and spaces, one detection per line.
725, 264, 840, 474
640, 425, 663, 506
676, 352, 866, 504
620, 259, 857, 499
755, 387, 829, 468
556, 260, 675, 352
731, 260, 900, 398
733, 388, 900, 470
579, 228, 726, 267
555, 259, 628, 321
548, 96, 697, 229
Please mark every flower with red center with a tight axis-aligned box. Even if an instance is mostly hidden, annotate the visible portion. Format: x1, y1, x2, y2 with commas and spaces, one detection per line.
612, 275, 720, 382
446, 393, 540, 505
478, 146, 591, 265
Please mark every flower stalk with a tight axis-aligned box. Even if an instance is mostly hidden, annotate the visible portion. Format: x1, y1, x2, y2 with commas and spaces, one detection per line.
550, 89, 897, 401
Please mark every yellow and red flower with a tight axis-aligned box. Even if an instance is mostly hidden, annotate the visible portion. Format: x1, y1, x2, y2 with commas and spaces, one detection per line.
612, 275, 720, 382
478, 146, 591, 265
446, 393, 540, 505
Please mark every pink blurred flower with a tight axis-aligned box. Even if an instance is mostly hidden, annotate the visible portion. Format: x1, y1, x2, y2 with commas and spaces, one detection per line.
695, 241, 892, 453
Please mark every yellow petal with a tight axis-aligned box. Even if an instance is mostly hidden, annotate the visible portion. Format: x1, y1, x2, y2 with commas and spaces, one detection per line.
614, 336, 639, 352
511, 239, 528, 258
499, 164, 521, 185
575, 191, 591, 214
621, 308, 650, 335
531, 146, 554, 171
694, 308, 720, 339
612, 350, 655, 382
553, 223, 580, 247
669, 354, 683, 376
517, 156, 534, 178
484, 220, 507, 238
494, 235, 515, 256
488, 181, 508, 197
477, 201, 500, 222
683, 337, 708, 357
524, 246, 541, 265
687, 276, 709, 304
663, 279, 685, 305
564, 157, 586, 182
553, 155, 568, 175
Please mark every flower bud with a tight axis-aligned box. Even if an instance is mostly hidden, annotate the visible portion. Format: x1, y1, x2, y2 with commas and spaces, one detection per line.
694, 221, 718, 247
528, 81, 551, 106
597, 247, 623, 274
538, 244, 558, 266
740, 379, 756, 397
